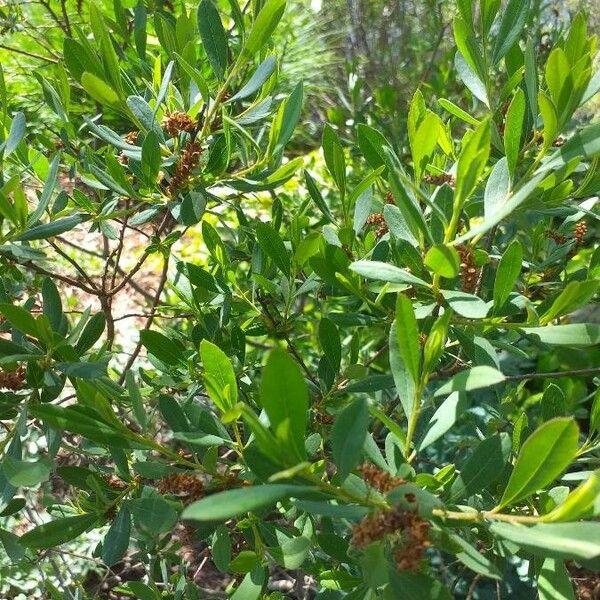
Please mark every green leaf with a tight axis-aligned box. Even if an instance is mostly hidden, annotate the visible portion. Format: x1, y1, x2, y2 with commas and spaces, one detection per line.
538, 558, 575, 600
304, 170, 333, 221
543, 122, 600, 172
419, 392, 466, 451
30, 404, 146, 450
492, 0, 531, 64
522, 324, 600, 346
42, 277, 63, 332
453, 17, 485, 82
3, 457, 52, 487
211, 526, 231, 572
182, 484, 312, 521
0, 303, 39, 338
172, 54, 210, 103
493, 239, 523, 310
394, 294, 421, 384
76, 313, 106, 355
539, 92, 558, 152
200, 339, 238, 413
322, 124, 346, 199
360, 542, 389, 589
56, 361, 106, 380
350, 260, 430, 288
231, 567, 268, 600
434, 366, 505, 397
102, 506, 131, 566
497, 418, 579, 509
129, 496, 178, 535
450, 534, 502, 580
455, 119, 491, 207
410, 110, 440, 184
81, 72, 120, 106
504, 89, 526, 177
198, 0, 228, 79
455, 51, 489, 107
269, 535, 310, 569
524, 39, 538, 119
542, 470, 600, 523
4, 112, 26, 157
255, 221, 291, 276
271, 81, 303, 158
19, 514, 98, 549
441, 290, 489, 319
386, 570, 452, 600
490, 522, 600, 561
229, 56, 276, 102
541, 384, 566, 421
260, 349, 308, 459
540, 280, 600, 325
17, 214, 85, 242
438, 98, 480, 126
424, 245, 460, 279
123, 582, 158, 600
140, 330, 183, 366
0, 498, 25, 517
319, 317, 341, 373
385, 148, 432, 245
241, 0, 287, 59
0, 529, 25, 562
448, 433, 511, 502
357, 123, 390, 169
141, 130, 161, 182
389, 321, 416, 421
332, 399, 369, 480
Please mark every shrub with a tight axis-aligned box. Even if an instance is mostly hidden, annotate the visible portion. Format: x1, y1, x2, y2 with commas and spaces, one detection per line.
0, 1, 599, 598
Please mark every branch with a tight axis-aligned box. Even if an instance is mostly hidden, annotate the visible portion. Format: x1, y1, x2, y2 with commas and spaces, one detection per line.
0, 44, 58, 64
118, 257, 170, 384
505, 367, 600, 381
16, 259, 98, 295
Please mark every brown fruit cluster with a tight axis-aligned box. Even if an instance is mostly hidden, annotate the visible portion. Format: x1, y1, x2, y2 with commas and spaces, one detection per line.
574, 221, 588, 245
457, 245, 479, 293
104, 475, 128, 490
351, 506, 431, 571
351, 507, 407, 548
314, 412, 335, 425
384, 192, 396, 205
0, 366, 25, 391
124, 131, 139, 145
158, 473, 204, 505
358, 463, 406, 494
423, 173, 455, 187
545, 229, 568, 245
393, 512, 432, 571
167, 141, 202, 196
162, 112, 197, 137
366, 213, 388, 238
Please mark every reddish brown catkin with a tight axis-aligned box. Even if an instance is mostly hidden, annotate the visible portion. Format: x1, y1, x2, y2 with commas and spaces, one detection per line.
0, 366, 26, 391
162, 112, 197, 137
167, 141, 202, 196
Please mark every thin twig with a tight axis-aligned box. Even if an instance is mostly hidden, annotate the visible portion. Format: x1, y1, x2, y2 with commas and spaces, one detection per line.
0, 43, 58, 64
505, 367, 600, 381
15, 259, 98, 295
466, 575, 481, 600
48, 240, 99, 291
118, 257, 170, 384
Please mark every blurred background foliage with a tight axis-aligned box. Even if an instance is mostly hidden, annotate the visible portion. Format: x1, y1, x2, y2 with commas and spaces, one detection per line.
1, 0, 597, 149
